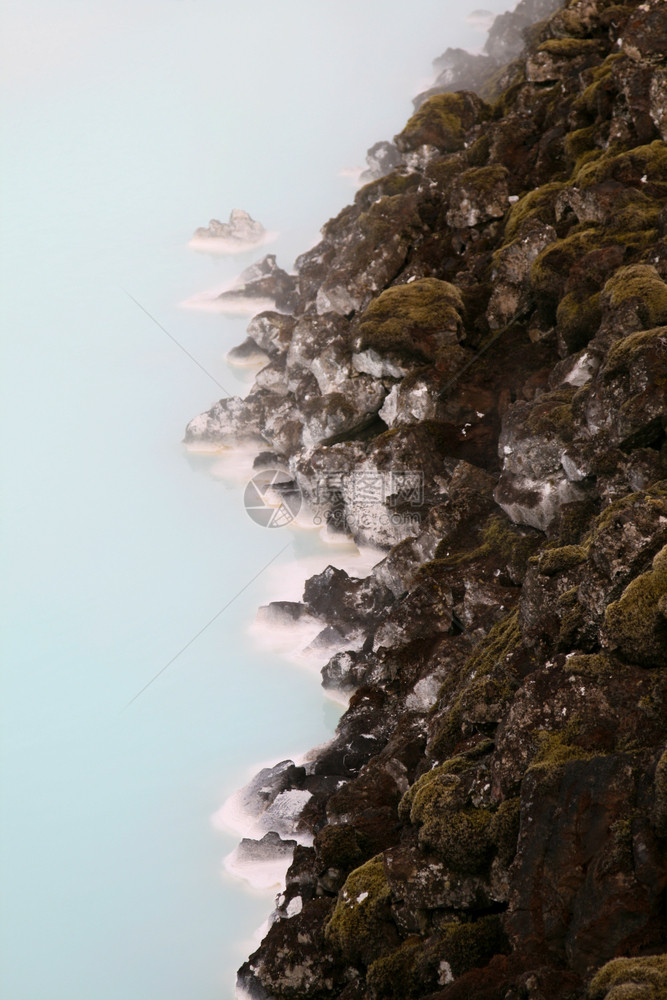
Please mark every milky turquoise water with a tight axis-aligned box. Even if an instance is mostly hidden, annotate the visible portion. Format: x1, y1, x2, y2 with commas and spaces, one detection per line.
0, 2, 513, 997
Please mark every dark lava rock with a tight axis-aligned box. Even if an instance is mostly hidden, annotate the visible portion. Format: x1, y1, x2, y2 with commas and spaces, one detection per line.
186, 1, 667, 997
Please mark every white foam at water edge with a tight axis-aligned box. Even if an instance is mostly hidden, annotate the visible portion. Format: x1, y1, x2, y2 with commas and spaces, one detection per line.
338, 166, 364, 187
248, 616, 324, 662
259, 543, 385, 602
187, 443, 264, 480
188, 230, 279, 255
180, 291, 276, 316
224, 847, 294, 891
212, 782, 314, 845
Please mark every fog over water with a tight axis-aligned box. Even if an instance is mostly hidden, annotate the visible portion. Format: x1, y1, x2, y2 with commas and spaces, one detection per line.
0, 2, 514, 997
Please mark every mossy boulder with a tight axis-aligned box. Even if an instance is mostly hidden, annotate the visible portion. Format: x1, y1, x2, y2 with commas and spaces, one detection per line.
489, 796, 521, 868
396, 91, 488, 154
430, 609, 523, 760
446, 165, 510, 229
588, 954, 667, 999
366, 938, 423, 1000
314, 823, 371, 875
556, 289, 602, 353
573, 140, 667, 193
601, 264, 667, 331
538, 544, 588, 576
401, 764, 495, 873
603, 545, 667, 667
539, 38, 604, 59
325, 854, 399, 966
531, 228, 608, 305
355, 278, 464, 363
366, 917, 508, 999
504, 181, 567, 240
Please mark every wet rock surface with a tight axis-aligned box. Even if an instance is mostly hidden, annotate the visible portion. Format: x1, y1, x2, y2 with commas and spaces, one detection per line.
187, 2, 667, 997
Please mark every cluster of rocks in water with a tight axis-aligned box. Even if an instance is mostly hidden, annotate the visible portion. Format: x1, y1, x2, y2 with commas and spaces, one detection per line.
191, 208, 267, 247
186, 1, 667, 997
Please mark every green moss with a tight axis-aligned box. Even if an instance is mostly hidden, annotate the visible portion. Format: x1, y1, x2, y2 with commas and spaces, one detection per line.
574, 140, 667, 189
398, 758, 469, 822
603, 545, 667, 667
588, 954, 667, 999
602, 265, 667, 330
565, 652, 615, 678
524, 387, 577, 442
367, 917, 508, 999
431, 610, 522, 761
404, 766, 494, 873
396, 92, 488, 153
564, 126, 598, 164
315, 824, 369, 873
531, 228, 602, 303
325, 854, 395, 965
485, 61, 525, 109
538, 37, 602, 57
489, 797, 521, 868
556, 290, 602, 352
504, 181, 567, 240
354, 170, 420, 209
436, 916, 509, 977
366, 939, 424, 1000
459, 164, 509, 197
598, 816, 634, 877
528, 724, 595, 773
538, 544, 588, 576
557, 499, 600, 546
356, 278, 464, 362
609, 196, 662, 237
571, 51, 623, 118
434, 515, 540, 582
654, 749, 667, 838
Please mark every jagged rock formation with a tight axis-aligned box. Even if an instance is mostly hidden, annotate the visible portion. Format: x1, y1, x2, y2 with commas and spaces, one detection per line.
187, 1, 667, 997
191, 208, 266, 245
413, 0, 566, 107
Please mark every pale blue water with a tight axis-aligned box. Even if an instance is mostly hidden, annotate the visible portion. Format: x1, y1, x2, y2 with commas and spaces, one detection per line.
1, 2, 513, 998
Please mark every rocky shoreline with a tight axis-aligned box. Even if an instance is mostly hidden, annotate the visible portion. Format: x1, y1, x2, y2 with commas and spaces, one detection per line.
187, 1, 667, 997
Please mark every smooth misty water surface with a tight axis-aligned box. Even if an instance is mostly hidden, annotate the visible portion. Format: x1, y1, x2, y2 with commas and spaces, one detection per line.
0, 2, 514, 997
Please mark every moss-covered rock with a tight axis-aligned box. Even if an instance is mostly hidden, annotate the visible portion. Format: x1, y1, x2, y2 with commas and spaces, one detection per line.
538, 544, 588, 576
527, 726, 596, 775
556, 289, 602, 353
603, 544, 667, 667
588, 953, 667, 999
434, 513, 541, 583
396, 91, 489, 154
366, 916, 508, 999
430, 609, 523, 760
538, 37, 604, 59
402, 764, 494, 873
504, 181, 567, 240
325, 854, 399, 966
446, 165, 510, 228
314, 823, 370, 874
366, 938, 423, 1000
601, 264, 667, 330
573, 140, 667, 192
489, 796, 521, 868
355, 277, 464, 362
